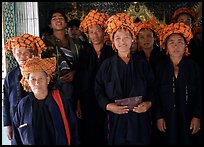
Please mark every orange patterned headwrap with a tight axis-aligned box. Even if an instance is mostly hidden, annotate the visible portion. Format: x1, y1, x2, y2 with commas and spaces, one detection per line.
105, 13, 137, 50
4, 33, 47, 56
172, 7, 197, 23
159, 22, 193, 56
79, 9, 109, 37
20, 56, 56, 92
135, 18, 163, 38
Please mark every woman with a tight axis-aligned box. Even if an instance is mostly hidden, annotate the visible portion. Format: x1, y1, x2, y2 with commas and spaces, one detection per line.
12, 56, 79, 145
3, 33, 47, 144
135, 18, 166, 73
154, 22, 202, 144
75, 9, 115, 144
95, 13, 154, 145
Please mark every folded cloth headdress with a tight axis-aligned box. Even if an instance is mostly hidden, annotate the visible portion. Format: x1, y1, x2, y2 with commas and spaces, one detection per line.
20, 56, 56, 92
4, 33, 47, 56
79, 9, 109, 38
172, 7, 197, 23
105, 13, 137, 50
135, 18, 163, 38
159, 22, 193, 56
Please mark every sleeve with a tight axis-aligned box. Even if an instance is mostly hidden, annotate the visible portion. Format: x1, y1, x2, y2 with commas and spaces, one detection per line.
141, 58, 155, 103
61, 93, 80, 145
192, 62, 203, 118
12, 103, 23, 145
152, 65, 163, 120
95, 60, 111, 111
3, 74, 11, 126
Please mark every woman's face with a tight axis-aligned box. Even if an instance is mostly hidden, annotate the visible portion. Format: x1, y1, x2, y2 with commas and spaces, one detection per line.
167, 33, 186, 58
50, 12, 67, 31
13, 48, 33, 66
177, 14, 192, 27
137, 29, 154, 50
113, 29, 133, 53
88, 24, 104, 45
27, 71, 50, 95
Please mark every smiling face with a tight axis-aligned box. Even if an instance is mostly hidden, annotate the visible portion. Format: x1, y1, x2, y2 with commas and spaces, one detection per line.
137, 29, 154, 50
49, 12, 67, 31
13, 48, 33, 66
166, 33, 186, 58
113, 28, 133, 54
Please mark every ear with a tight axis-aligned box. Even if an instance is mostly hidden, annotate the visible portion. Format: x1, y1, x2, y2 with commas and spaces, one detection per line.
48, 24, 52, 29
47, 76, 51, 85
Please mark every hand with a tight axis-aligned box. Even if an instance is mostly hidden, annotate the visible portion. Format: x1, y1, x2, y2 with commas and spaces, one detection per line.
190, 117, 201, 134
75, 99, 82, 119
60, 70, 76, 82
132, 101, 152, 113
157, 118, 166, 132
106, 103, 129, 114
6, 125, 12, 140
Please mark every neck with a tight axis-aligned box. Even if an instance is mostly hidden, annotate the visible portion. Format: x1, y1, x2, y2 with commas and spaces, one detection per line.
53, 30, 66, 41
170, 56, 182, 66
118, 51, 131, 64
143, 47, 153, 58
93, 43, 104, 58
34, 90, 48, 100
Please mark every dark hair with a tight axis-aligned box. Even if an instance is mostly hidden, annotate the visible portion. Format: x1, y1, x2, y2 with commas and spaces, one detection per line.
67, 18, 81, 28
48, 9, 68, 25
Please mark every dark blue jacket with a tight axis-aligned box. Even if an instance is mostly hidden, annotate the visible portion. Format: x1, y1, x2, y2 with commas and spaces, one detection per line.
3, 66, 29, 126
12, 91, 80, 145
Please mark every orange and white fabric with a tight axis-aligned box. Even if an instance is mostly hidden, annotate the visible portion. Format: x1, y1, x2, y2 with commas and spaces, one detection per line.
105, 13, 137, 50
20, 56, 56, 92
159, 22, 193, 56
79, 9, 109, 40
172, 7, 197, 23
4, 33, 47, 56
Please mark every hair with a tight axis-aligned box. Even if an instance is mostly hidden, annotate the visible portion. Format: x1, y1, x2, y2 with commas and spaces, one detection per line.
67, 18, 81, 28
47, 9, 68, 25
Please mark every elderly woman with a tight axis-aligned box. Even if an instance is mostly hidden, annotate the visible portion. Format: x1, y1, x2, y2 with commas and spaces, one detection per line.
95, 13, 154, 145
12, 56, 79, 145
3, 33, 47, 144
154, 22, 202, 144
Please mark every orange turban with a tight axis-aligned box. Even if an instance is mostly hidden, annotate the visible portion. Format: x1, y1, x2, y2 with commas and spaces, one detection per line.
79, 9, 109, 38
135, 18, 163, 38
172, 7, 197, 23
20, 56, 56, 92
159, 22, 193, 56
105, 13, 137, 50
4, 33, 47, 56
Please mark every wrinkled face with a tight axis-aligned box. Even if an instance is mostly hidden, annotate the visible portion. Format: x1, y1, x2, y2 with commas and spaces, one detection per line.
13, 48, 33, 66
27, 71, 50, 95
50, 12, 67, 31
88, 24, 104, 45
167, 33, 186, 58
177, 13, 192, 27
67, 26, 81, 39
137, 29, 154, 50
113, 29, 133, 53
